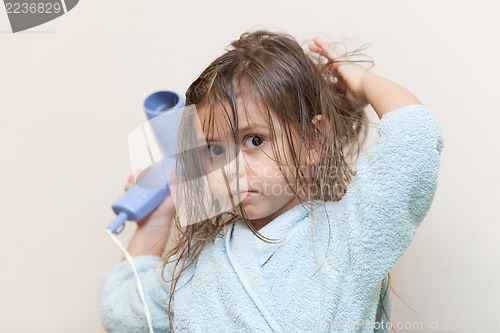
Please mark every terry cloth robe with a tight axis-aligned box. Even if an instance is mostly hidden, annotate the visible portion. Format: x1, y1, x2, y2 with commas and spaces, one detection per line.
100, 104, 444, 332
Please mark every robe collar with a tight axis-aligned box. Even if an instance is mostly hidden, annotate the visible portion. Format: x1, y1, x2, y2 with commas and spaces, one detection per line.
239, 200, 318, 266
224, 200, 322, 332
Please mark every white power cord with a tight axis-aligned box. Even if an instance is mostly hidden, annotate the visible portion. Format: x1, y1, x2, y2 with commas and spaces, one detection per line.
105, 228, 154, 333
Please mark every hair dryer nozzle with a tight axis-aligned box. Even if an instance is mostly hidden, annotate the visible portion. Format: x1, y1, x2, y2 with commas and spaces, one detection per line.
144, 91, 186, 120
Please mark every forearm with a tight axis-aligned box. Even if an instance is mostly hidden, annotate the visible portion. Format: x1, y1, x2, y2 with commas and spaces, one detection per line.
362, 72, 422, 119
124, 221, 172, 260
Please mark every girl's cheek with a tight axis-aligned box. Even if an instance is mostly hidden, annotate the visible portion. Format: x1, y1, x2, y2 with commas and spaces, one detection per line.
207, 171, 226, 198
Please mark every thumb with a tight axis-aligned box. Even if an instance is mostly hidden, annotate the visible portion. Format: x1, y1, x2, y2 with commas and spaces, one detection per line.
168, 169, 179, 202
133, 168, 144, 182
169, 168, 178, 186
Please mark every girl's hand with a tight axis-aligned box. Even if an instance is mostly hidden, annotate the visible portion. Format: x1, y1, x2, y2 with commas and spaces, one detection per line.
308, 37, 371, 109
124, 169, 177, 231
123, 169, 177, 258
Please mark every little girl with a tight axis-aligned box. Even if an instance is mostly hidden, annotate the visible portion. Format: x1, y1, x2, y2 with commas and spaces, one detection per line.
100, 30, 444, 332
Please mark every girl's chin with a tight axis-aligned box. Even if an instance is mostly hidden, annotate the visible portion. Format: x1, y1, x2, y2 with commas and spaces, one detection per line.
234, 201, 261, 218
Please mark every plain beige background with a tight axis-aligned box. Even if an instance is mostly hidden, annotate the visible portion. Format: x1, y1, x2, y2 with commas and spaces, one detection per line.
1, 0, 499, 332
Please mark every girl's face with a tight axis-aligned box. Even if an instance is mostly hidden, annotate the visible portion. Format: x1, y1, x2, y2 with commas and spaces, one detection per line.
195, 99, 304, 229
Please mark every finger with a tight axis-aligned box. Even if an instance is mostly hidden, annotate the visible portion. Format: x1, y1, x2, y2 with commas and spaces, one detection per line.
312, 37, 342, 61
133, 168, 143, 180
168, 170, 177, 191
308, 43, 321, 53
309, 41, 336, 63
168, 169, 178, 202
309, 40, 328, 58
164, 194, 175, 212
124, 174, 135, 191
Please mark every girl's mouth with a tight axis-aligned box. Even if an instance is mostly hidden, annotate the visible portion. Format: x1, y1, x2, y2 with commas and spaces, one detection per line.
231, 190, 256, 199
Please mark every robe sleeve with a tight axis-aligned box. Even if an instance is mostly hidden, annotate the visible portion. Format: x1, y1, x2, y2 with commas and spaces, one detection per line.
338, 104, 444, 281
100, 255, 173, 332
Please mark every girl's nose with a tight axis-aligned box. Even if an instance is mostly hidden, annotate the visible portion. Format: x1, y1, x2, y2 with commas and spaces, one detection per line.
224, 152, 246, 178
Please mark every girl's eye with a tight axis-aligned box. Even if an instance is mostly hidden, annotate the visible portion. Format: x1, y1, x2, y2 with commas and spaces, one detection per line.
208, 144, 224, 158
244, 135, 264, 149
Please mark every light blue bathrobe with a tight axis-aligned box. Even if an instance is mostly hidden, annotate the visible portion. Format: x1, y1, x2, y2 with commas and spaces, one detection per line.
100, 104, 444, 332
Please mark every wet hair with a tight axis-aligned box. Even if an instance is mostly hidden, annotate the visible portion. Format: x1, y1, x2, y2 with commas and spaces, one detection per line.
161, 29, 392, 331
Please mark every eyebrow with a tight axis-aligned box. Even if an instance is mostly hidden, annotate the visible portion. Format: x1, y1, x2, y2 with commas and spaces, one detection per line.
205, 122, 268, 142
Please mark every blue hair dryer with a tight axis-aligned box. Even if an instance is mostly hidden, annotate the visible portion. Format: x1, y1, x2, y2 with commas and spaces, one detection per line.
107, 91, 185, 234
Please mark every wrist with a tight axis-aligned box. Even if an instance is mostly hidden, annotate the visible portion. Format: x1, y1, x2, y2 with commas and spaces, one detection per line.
125, 223, 171, 259
135, 220, 171, 237
359, 71, 376, 101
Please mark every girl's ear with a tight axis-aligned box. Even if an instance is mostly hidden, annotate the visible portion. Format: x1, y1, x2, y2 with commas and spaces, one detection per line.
306, 115, 330, 166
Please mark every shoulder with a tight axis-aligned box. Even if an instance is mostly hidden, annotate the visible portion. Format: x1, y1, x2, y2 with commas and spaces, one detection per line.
378, 104, 444, 153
